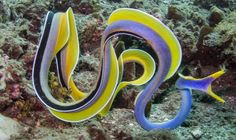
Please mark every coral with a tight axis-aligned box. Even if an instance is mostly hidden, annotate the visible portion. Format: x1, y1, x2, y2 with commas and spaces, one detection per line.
69, 53, 100, 93
0, 0, 11, 23
129, 0, 144, 9
79, 17, 104, 53
0, 52, 26, 96
158, 1, 213, 64
21, 51, 35, 79
79, 54, 100, 71
209, 6, 224, 26
73, 71, 98, 93
77, 2, 95, 14
197, 25, 213, 47
167, 5, 185, 20
87, 121, 108, 140
0, 54, 7, 91
203, 12, 236, 64
0, 20, 28, 59
109, 0, 122, 2
52, 0, 99, 14
193, 0, 235, 9
113, 88, 138, 109
48, 72, 72, 103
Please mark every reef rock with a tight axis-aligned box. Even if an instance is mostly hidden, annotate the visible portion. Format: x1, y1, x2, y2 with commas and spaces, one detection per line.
209, 6, 224, 26
0, 114, 23, 139
191, 128, 203, 139
167, 5, 185, 20
203, 12, 236, 64
193, 0, 234, 9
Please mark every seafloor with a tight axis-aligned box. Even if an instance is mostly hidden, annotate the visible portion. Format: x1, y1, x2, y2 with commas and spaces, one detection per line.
0, 0, 236, 139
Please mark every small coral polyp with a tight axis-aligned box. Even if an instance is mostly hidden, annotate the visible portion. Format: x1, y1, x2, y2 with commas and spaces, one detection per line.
32, 8, 224, 131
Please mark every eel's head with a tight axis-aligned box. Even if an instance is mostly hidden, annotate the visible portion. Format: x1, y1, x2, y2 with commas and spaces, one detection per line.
176, 68, 226, 103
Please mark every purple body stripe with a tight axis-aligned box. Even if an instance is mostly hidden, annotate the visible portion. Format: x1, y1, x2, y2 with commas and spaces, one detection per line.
101, 20, 192, 130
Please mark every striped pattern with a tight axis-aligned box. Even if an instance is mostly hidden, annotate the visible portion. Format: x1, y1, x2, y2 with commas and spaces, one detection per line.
32, 8, 225, 131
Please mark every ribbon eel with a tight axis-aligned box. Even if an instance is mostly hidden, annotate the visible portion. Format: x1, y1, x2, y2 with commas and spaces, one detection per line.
32, 8, 225, 130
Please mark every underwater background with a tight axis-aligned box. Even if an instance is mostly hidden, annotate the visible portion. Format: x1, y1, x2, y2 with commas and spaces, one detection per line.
0, 0, 235, 139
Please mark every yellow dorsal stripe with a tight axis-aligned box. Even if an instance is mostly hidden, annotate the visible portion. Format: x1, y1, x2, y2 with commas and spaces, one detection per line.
53, 13, 69, 56
99, 49, 156, 116
50, 44, 119, 122
64, 8, 86, 99
108, 8, 182, 80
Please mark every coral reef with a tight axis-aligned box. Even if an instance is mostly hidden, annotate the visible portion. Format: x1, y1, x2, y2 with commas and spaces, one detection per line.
193, 0, 236, 9
0, 0, 235, 139
9, 90, 236, 139
203, 12, 236, 65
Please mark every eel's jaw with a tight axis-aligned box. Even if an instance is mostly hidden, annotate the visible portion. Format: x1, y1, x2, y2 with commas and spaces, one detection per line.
176, 70, 225, 103
206, 69, 226, 103
207, 86, 225, 103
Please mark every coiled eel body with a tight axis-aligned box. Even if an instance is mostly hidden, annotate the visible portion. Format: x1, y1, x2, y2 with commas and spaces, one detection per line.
32, 8, 225, 130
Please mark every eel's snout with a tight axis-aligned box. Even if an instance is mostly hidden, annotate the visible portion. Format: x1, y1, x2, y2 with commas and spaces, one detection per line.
176, 70, 225, 103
